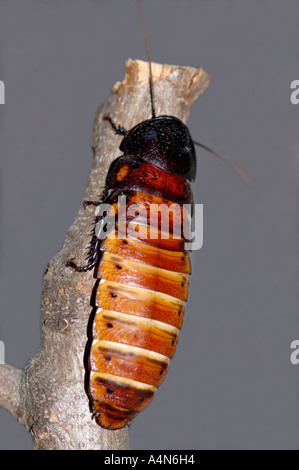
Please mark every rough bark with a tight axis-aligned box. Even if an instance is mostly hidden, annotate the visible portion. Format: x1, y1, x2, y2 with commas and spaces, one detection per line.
0, 59, 210, 450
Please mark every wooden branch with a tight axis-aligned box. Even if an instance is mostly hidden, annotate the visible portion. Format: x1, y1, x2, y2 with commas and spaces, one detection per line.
0, 59, 209, 450
0, 365, 24, 423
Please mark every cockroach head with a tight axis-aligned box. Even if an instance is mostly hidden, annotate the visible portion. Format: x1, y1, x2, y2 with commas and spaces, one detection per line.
120, 116, 196, 182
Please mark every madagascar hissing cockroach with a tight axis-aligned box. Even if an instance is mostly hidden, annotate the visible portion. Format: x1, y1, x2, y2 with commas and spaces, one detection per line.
67, 0, 250, 430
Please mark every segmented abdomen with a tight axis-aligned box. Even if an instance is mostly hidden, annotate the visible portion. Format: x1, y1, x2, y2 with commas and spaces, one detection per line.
89, 157, 192, 429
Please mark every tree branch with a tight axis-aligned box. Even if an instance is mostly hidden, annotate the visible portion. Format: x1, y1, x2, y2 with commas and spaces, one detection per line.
0, 365, 24, 423
0, 59, 209, 450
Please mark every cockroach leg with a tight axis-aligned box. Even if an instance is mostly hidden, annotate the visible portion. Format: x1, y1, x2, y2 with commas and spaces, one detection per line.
83, 200, 101, 209
66, 217, 103, 272
66, 259, 97, 272
104, 115, 128, 136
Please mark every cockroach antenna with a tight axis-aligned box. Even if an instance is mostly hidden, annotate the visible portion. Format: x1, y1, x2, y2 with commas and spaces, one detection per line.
134, 1, 250, 185
193, 140, 252, 186
134, 0, 156, 119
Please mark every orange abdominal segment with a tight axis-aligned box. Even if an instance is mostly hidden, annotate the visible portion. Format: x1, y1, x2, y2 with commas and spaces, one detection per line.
96, 252, 189, 301
93, 309, 178, 358
95, 280, 185, 329
89, 372, 156, 430
101, 231, 191, 274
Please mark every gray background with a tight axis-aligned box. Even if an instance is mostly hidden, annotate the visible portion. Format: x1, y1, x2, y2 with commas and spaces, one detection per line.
0, 0, 298, 450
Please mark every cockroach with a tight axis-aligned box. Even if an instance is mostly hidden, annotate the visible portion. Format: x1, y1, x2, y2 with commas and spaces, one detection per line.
67, 0, 250, 430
